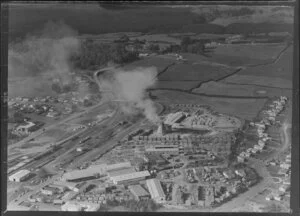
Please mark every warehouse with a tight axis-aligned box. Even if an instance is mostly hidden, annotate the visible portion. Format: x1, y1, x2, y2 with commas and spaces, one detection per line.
164, 112, 186, 125
146, 178, 166, 203
107, 167, 136, 178
110, 170, 150, 185
9, 169, 31, 182
128, 184, 150, 201
62, 162, 132, 182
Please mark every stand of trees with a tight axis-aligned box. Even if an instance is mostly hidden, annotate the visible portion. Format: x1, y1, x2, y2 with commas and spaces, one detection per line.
161, 36, 206, 55
70, 40, 139, 70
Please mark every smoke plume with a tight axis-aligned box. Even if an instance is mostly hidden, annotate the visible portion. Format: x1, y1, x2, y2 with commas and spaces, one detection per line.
8, 20, 80, 96
96, 67, 160, 123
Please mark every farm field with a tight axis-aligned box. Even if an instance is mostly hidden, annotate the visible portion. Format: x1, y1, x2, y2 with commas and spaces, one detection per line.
192, 81, 293, 98
123, 55, 176, 73
129, 34, 181, 44
205, 44, 287, 67
151, 89, 267, 120
222, 45, 293, 88
222, 75, 292, 89
152, 81, 200, 91
235, 46, 293, 79
158, 62, 236, 81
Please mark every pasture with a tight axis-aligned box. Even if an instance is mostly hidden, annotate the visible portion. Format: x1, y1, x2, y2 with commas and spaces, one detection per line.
222, 75, 292, 89
206, 44, 287, 67
129, 34, 181, 44
123, 55, 176, 73
152, 81, 200, 91
236, 46, 293, 80
193, 81, 293, 98
158, 62, 236, 81
151, 90, 267, 120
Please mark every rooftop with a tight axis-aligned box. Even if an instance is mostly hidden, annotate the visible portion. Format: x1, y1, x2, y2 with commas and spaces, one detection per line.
63, 162, 132, 180
9, 169, 30, 180
111, 170, 150, 183
146, 178, 165, 199
107, 167, 136, 177
128, 184, 150, 197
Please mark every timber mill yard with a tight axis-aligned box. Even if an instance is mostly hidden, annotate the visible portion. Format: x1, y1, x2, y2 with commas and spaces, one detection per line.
6, 3, 294, 213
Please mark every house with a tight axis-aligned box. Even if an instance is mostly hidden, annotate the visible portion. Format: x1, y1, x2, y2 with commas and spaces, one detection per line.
235, 169, 246, 177
265, 195, 273, 201
237, 156, 245, 163
223, 170, 235, 179
273, 194, 283, 201
15, 121, 36, 135
280, 163, 291, 170
41, 186, 58, 196
258, 140, 265, 146
279, 184, 290, 193
47, 111, 60, 118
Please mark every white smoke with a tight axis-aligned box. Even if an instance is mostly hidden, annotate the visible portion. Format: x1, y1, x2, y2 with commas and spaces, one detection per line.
96, 67, 160, 123
8, 20, 80, 96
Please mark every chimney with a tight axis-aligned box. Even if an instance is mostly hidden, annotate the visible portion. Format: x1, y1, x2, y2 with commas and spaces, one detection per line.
157, 121, 166, 136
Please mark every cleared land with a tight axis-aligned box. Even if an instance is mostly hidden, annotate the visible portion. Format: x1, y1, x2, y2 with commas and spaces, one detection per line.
152, 90, 267, 120
192, 81, 292, 97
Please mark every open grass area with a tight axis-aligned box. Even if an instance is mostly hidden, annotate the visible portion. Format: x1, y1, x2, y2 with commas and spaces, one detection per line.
153, 81, 200, 91
237, 46, 293, 79
158, 62, 235, 81
152, 90, 267, 120
223, 75, 292, 89
192, 81, 293, 97
130, 34, 181, 44
123, 56, 176, 73
206, 44, 287, 67
223, 46, 293, 88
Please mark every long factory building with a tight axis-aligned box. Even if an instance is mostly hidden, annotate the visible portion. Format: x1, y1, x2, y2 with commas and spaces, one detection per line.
146, 178, 166, 203
62, 161, 151, 185
62, 162, 132, 182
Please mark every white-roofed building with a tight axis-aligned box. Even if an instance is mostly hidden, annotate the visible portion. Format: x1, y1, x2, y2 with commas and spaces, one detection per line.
110, 170, 150, 185
9, 169, 30, 182
146, 178, 166, 203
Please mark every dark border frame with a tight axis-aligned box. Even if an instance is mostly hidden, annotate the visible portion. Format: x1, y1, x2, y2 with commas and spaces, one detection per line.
1, 1, 299, 216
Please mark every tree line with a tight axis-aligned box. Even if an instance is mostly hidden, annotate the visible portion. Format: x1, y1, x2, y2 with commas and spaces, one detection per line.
69, 39, 139, 70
